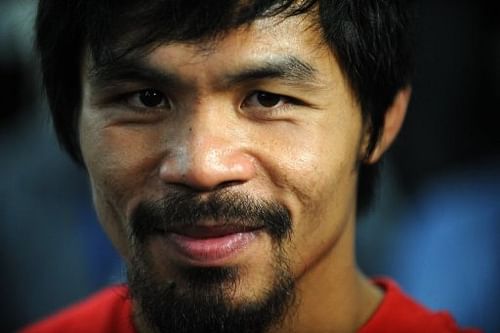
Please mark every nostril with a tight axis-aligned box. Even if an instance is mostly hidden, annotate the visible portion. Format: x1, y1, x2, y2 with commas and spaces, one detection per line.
216, 180, 245, 190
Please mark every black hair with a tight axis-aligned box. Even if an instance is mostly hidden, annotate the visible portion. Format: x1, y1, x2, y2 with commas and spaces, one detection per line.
35, 0, 414, 213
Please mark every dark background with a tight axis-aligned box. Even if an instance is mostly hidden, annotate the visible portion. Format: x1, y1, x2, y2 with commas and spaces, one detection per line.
1, 0, 499, 332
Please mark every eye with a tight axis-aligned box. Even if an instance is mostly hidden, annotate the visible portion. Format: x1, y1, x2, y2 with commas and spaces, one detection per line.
243, 91, 289, 109
127, 89, 168, 109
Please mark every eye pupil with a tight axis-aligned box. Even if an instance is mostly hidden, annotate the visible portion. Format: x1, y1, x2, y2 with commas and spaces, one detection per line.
139, 89, 164, 107
257, 92, 281, 107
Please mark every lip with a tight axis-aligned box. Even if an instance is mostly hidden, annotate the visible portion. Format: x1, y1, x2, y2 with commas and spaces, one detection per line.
155, 226, 262, 266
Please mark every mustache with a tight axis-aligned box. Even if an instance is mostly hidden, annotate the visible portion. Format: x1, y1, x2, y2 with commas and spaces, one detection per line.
131, 190, 292, 243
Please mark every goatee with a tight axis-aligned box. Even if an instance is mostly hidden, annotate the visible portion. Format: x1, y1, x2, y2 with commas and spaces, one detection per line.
127, 190, 296, 333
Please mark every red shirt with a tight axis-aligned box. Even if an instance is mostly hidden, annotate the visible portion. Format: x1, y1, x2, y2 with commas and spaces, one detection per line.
20, 279, 481, 333
358, 279, 481, 333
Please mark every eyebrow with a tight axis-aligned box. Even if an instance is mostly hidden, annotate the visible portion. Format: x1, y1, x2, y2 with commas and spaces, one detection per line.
87, 58, 183, 91
87, 54, 324, 92
221, 56, 322, 89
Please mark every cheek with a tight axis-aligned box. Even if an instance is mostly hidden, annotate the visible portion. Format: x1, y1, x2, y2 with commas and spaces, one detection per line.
269, 116, 362, 275
79, 117, 165, 256
81, 121, 163, 214
270, 116, 361, 214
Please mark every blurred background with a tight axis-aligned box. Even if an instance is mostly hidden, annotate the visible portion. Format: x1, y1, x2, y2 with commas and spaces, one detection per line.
1, 0, 498, 332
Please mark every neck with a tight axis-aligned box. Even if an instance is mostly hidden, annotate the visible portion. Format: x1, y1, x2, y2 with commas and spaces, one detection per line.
274, 219, 383, 333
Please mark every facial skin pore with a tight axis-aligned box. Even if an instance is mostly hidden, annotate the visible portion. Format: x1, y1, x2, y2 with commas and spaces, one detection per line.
79, 13, 407, 333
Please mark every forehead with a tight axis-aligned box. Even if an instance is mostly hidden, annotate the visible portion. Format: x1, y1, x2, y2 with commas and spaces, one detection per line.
161, 17, 320, 62
85, 14, 334, 87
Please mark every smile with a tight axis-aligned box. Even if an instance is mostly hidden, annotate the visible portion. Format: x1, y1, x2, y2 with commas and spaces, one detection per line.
152, 225, 264, 266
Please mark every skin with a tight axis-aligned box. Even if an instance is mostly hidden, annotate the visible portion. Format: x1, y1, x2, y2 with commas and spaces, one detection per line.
79, 13, 409, 333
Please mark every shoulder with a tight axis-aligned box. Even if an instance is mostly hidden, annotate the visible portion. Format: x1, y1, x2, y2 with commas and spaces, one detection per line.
19, 285, 136, 333
359, 279, 482, 333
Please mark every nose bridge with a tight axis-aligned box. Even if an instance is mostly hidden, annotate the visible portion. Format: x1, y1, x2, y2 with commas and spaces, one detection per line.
189, 99, 229, 143
187, 113, 231, 170
160, 101, 255, 190
185, 98, 234, 164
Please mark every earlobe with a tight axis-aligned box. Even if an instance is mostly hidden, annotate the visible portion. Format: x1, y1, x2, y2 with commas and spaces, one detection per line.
365, 87, 411, 164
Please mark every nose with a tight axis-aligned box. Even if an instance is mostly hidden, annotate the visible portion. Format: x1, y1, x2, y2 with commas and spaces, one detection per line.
159, 112, 256, 191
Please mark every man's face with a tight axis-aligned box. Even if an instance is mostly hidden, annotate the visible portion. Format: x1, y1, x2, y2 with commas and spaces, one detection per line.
80, 14, 365, 333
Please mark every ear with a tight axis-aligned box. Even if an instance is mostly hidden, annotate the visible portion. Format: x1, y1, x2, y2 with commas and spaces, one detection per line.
365, 87, 411, 164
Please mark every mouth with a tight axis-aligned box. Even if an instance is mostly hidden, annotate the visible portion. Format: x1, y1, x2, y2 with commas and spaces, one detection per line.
152, 224, 264, 266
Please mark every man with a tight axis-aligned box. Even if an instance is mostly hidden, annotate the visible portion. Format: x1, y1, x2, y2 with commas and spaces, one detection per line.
23, 1, 480, 332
